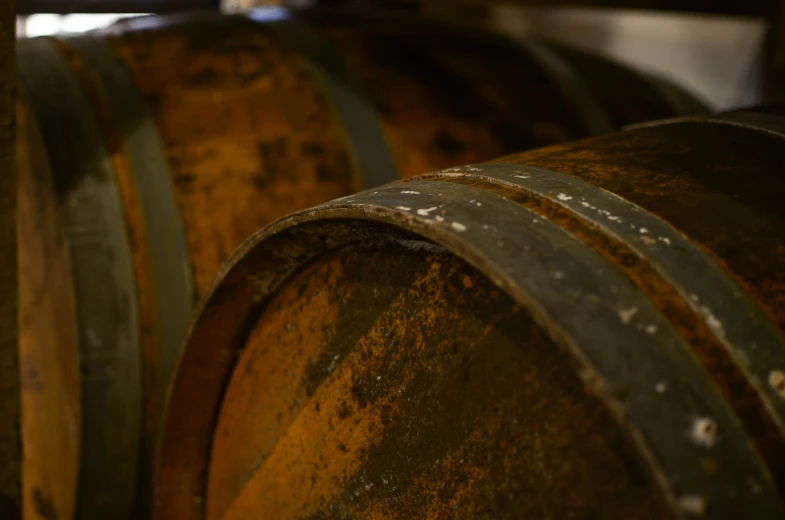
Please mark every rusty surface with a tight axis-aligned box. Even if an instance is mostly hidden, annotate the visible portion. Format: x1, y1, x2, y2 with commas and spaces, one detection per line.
105, 13, 358, 296
0, 0, 17, 516
102, 10, 705, 295
428, 174, 785, 496
500, 121, 785, 337
16, 100, 80, 520
209, 240, 668, 519
159, 108, 785, 519
17, 9, 708, 518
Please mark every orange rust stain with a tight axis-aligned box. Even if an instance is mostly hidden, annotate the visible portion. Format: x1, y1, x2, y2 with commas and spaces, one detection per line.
216, 249, 450, 519
105, 18, 357, 296
206, 258, 349, 520
318, 26, 503, 178
207, 240, 667, 519
17, 99, 80, 520
435, 175, 785, 494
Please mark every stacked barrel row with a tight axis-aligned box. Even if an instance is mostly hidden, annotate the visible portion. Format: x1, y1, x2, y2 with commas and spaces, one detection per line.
160, 106, 785, 519
8, 6, 705, 520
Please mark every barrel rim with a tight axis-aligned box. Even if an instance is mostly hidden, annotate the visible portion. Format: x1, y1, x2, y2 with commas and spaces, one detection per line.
158, 174, 784, 520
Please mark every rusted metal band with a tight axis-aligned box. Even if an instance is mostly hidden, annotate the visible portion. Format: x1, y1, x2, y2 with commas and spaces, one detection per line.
16, 37, 141, 519
57, 33, 195, 406
244, 7, 399, 190
514, 39, 616, 136
427, 162, 785, 440
319, 181, 783, 518
159, 178, 783, 519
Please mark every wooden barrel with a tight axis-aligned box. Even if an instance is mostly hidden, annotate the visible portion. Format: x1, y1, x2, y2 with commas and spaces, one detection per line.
14, 6, 705, 519
14, 101, 81, 520
159, 106, 785, 519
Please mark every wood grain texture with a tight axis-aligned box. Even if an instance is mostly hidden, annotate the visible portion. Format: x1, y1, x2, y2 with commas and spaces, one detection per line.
0, 0, 18, 517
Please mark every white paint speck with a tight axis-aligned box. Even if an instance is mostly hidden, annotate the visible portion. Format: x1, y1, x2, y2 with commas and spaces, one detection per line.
639, 227, 649, 234
435, 216, 445, 222
690, 417, 718, 448
514, 174, 530, 179
607, 215, 622, 222
740, 356, 759, 377
395, 206, 411, 211
580, 201, 592, 208
451, 222, 467, 232
659, 237, 672, 245
645, 324, 658, 335
400, 190, 420, 194
699, 307, 725, 336
377, 376, 381, 380
556, 193, 573, 201
768, 370, 785, 398
678, 495, 707, 516
617, 306, 638, 325
417, 206, 438, 216
655, 381, 667, 394
690, 294, 700, 303
532, 219, 539, 224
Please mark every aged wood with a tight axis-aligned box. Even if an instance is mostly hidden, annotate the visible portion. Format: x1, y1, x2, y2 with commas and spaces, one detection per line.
15, 7, 705, 519
17, 100, 80, 520
158, 107, 785, 519
0, 0, 17, 517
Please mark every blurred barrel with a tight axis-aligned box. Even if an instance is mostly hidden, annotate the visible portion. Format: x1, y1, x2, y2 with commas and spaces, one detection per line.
13, 101, 80, 520
15, 6, 706, 519
159, 106, 785, 520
